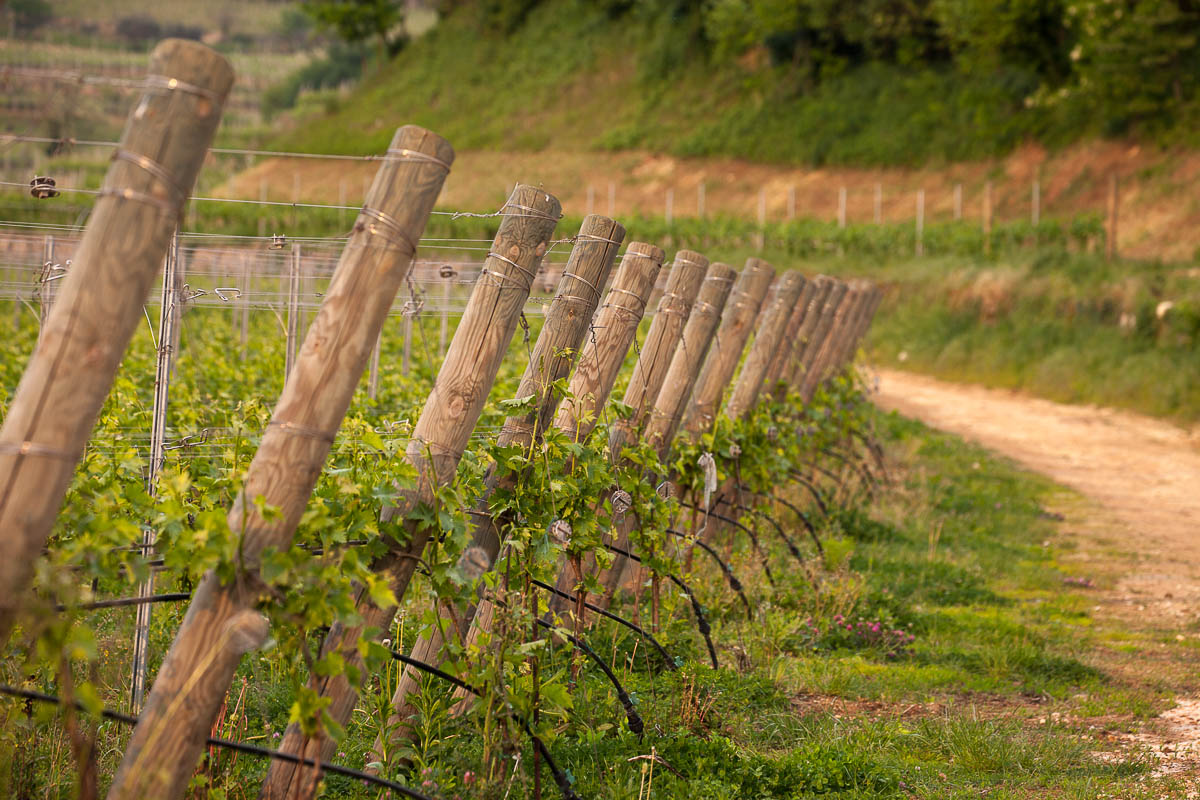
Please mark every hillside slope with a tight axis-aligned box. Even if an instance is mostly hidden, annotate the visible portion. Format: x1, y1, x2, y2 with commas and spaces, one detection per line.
272, 0, 1080, 168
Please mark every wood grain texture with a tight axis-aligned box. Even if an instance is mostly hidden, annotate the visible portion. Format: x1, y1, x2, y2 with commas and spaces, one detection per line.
780, 276, 835, 391
681, 257, 775, 438
800, 282, 858, 401
761, 276, 816, 397
791, 279, 848, 397
260, 185, 560, 800
362, 219, 631, 760
555, 243, 665, 443
643, 262, 738, 457
606, 250, 708, 459
723, 270, 807, 421
0, 40, 233, 643
600, 262, 738, 605
107, 125, 453, 800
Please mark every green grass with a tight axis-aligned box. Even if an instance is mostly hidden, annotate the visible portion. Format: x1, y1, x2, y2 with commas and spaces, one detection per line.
271, 0, 1083, 168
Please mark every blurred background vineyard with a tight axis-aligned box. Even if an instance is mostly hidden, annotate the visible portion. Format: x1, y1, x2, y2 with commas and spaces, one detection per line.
4, 0, 1200, 420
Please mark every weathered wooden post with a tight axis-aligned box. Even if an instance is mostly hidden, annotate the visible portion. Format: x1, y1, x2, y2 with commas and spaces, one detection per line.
954, 183, 963, 221
363, 221, 638, 764
915, 189, 925, 257
258, 184, 559, 800
837, 187, 847, 228
792, 279, 848, 398
1106, 171, 1118, 261
800, 282, 860, 400
643, 263, 738, 456
724, 270, 807, 420
983, 180, 994, 256
761, 277, 817, 399
106, 126, 455, 800
601, 262, 738, 613
680, 258, 775, 436
606, 250, 709, 457
0, 40, 233, 644
779, 276, 835, 394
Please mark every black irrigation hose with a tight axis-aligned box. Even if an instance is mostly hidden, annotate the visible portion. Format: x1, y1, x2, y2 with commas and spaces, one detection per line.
386, 651, 582, 800
533, 618, 644, 737
603, 543, 719, 670
734, 504, 805, 566
530, 578, 678, 671
762, 489, 825, 560
787, 471, 830, 517
820, 446, 877, 490
676, 500, 776, 587
0, 684, 437, 800
664, 529, 752, 619
849, 427, 888, 477
54, 592, 191, 612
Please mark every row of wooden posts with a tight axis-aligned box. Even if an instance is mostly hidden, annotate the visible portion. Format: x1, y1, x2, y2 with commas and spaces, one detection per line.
0, 40, 880, 799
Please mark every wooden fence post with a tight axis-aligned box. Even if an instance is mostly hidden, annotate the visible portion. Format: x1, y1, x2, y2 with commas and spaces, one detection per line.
793, 279, 849, 399
0, 40, 233, 644
665, 188, 674, 224
954, 183, 963, 221
779, 277, 835, 393
642, 262, 738, 456
601, 261, 738, 608
1106, 171, 1118, 261
800, 282, 859, 401
837, 186, 847, 228
983, 180, 993, 256
1031, 175, 1040, 227
915, 189, 925, 257
106, 126, 455, 800
606, 250, 709, 459
365, 223, 642, 763
723, 271, 807, 420
681, 258, 775, 436
689, 270, 808, 554
762, 277, 817, 399
258, 184, 559, 800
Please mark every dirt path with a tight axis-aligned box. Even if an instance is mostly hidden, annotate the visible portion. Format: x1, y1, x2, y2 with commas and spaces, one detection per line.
872, 368, 1200, 782
872, 368, 1200, 620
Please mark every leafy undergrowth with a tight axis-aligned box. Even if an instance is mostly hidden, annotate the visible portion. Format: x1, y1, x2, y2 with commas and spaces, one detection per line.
325, 415, 1185, 798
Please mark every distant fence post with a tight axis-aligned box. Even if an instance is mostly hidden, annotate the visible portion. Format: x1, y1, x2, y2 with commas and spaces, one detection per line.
1106, 171, 1119, 261
983, 180, 994, 256
838, 186, 847, 228
915, 189, 925, 257
1031, 175, 1040, 226
954, 183, 963, 221
0, 40, 233, 645
665, 188, 674, 224
787, 185, 796, 220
